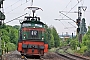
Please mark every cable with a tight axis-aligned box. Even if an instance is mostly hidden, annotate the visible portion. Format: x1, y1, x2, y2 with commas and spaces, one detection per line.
4, 0, 21, 10
67, 0, 82, 14
61, 0, 82, 19
65, 0, 72, 8
68, 22, 76, 28
67, 3, 78, 13
5, 13, 28, 24
5, 0, 31, 14
55, 19, 68, 29
62, 0, 72, 13
60, 21, 67, 28
59, 11, 76, 23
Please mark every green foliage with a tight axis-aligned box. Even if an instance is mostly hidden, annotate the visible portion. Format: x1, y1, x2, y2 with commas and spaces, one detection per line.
6, 42, 16, 51
49, 48, 57, 52
76, 46, 87, 54
70, 39, 79, 50
59, 41, 64, 47
50, 31, 54, 47
51, 27, 60, 47
86, 40, 90, 52
2, 35, 10, 43
68, 26, 90, 55
9, 28, 18, 45
13, 25, 20, 30
82, 26, 90, 53
45, 25, 60, 49
0, 24, 18, 51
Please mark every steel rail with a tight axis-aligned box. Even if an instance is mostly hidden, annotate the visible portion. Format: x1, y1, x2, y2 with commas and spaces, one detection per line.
56, 46, 90, 60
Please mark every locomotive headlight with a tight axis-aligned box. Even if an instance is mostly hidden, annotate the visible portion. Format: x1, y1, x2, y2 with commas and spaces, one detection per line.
24, 37, 25, 39
33, 27, 35, 28
24, 34, 26, 39
42, 37, 44, 41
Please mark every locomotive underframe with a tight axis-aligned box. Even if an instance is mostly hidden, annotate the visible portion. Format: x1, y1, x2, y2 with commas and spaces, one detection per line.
18, 40, 47, 56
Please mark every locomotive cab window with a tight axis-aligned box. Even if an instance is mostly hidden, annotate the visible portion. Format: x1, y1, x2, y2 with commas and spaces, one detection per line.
21, 23, 43, 28
35, 24, 42, 27
22, 23, 31, 27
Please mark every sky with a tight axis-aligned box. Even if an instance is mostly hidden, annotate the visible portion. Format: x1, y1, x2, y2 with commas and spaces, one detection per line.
2, 0, 90, 35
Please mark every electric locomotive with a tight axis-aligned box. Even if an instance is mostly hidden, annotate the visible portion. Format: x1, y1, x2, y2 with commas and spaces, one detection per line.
17, 7, 48, 57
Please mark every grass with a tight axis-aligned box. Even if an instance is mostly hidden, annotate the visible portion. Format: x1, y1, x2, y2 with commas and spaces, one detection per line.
66, 48, 75, 54
49, 47, 59, 52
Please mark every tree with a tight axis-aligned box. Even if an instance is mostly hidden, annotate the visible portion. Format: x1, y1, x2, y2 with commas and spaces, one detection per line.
70, 39, 78, 50
9, 28, 18, 45
45, 25, 60, 48
13, 25, 20, 30
49, 27, 55, 48
0, 24, 18, 51
51, 26, 60, 47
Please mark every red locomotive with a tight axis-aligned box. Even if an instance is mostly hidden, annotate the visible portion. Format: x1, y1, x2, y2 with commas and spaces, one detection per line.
17, 7, 48, 57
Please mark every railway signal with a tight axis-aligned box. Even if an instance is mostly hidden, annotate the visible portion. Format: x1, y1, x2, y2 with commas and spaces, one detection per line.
77, 28, 80, 33
0, 0, 4, 8
76, 6, 87, 43
81, 18, 87, 35
76, 19, 80, 27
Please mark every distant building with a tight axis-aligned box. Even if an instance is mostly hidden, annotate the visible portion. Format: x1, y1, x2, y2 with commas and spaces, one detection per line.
59, 33, 76, 41
59, 34, 70, 41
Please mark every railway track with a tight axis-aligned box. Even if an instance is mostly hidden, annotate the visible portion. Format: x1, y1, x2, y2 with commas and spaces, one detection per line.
56, 46, 90, 60
2, 46, 90, 60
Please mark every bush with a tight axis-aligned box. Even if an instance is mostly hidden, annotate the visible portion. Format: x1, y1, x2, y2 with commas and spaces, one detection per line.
6, 42, 16, 52
76, 46, 87, 54
70, 40, 78, 50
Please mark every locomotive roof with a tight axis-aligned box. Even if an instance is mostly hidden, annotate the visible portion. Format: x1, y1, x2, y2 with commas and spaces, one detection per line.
21, 20, 45, 25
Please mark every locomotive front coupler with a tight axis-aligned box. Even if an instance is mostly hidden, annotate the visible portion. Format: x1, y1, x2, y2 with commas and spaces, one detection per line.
32, 45, 35, 53
32, 48, 34, 53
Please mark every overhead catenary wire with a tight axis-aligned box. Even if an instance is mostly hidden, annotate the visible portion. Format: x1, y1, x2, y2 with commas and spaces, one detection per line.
59, 0, 72, 26
59, 20, 67, 29
61, 0, 83, 19
59, 11, 76, 23
4, 0, 21, 10
62, 0, 72, 17
68, 22, 76, 28
5, 0, 31, 14
5, 0, 33, 24
5, 13, 28, 24
67, 0, 82, 14
65, 0, 72, 8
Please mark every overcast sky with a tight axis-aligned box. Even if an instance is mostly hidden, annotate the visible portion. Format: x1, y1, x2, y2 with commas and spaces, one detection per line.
3, 0, 90, 35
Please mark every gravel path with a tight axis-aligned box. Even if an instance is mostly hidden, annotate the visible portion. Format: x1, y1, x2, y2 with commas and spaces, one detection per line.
2, 50, 67, 60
